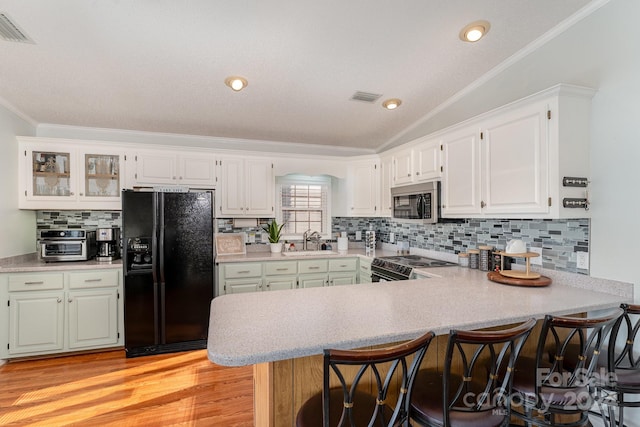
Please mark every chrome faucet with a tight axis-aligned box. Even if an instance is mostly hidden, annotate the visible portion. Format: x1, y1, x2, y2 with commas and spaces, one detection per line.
303, 229, 321, 251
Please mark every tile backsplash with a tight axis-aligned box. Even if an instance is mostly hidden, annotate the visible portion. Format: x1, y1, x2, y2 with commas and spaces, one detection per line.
37, 211, 122, 230
333, 217, 590, 274
37, 211, 589, 274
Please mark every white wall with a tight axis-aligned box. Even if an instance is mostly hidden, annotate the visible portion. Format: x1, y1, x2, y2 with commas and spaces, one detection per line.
0, 104, 36, 258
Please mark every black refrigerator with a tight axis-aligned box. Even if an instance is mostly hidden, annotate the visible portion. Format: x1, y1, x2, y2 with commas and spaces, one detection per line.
122, 189, 215, 357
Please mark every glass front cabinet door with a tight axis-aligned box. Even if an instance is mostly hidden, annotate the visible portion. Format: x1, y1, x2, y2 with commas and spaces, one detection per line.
20, 139, 124, 210
80, 153, 122, 201
29, 149, 76, 201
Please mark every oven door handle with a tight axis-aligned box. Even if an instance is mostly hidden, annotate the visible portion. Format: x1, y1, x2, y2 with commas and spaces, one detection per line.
372, 271, 403, 282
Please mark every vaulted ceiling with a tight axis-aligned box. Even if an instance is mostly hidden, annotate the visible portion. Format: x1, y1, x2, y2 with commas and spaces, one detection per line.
0, 0, 594, 152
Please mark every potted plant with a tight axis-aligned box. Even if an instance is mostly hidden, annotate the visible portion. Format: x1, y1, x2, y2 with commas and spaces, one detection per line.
262, 219, 285, 253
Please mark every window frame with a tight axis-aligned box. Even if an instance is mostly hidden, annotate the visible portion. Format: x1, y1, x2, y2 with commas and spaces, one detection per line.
276, 175, 332, 241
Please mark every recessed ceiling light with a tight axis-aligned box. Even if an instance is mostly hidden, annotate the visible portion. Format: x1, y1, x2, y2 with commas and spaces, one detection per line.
382, 99, 402, 110
225, 76, 248, 91
459, 20, 491, 42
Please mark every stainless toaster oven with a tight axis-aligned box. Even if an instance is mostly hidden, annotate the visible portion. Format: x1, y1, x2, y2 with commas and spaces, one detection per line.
39, 229, 97, 262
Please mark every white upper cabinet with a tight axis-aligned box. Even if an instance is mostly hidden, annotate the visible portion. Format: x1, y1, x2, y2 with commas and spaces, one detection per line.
379, 155, 393, 217
391, 138, 442, 187
218, 156, 274, 217
19, 138, 124, 210
132, 150, 216, 187
440, 84, 595, 219
481, 101, 549, 215
441, 126, 482, 216
414, 139, 442, 182
346, 159, 380, 217
392, 148, 413, 186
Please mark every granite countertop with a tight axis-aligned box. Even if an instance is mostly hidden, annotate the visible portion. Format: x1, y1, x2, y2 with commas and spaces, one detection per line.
207, 266, 633, 367
0, 254, 123, 273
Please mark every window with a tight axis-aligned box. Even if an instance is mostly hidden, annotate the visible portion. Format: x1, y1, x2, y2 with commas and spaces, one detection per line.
277, 176, 331, 239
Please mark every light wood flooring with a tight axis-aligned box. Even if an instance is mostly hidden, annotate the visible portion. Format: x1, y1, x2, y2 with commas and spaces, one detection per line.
0, 349, 254, 426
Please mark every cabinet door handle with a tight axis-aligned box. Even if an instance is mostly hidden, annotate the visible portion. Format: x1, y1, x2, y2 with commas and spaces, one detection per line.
237, 270, 250, 274
84, 278, 102, 282
24, 281, 44, 285
407, 173, 410, 177
276, 268, 288, 271
68, 298, 73, 303
308, 266, 320, 270
57, 298, 62, 303
339, 264, 347, 267
416, 172, 420, 175
480, 201, 486, 208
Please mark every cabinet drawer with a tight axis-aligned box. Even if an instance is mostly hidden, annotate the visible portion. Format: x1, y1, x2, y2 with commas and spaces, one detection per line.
9, 273, 64, 291
329, 258, 358, 272
298, 259, 328, 274
69, 270, 120, 289
224, 263, 262, 278
264, 261, 297, 276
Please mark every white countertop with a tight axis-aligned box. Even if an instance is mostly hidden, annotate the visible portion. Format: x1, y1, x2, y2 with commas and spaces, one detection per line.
0, 254, 123, 272
207, 266, 633, 367
215, 247, 396, 263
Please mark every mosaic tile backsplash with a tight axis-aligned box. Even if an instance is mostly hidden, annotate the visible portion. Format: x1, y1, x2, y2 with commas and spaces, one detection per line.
37, 211, 122, 230
332, 217, 590, 274
37, 211, 589, 274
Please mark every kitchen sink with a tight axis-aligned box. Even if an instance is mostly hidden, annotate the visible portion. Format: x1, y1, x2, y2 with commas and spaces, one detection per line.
283, 250, 338, 256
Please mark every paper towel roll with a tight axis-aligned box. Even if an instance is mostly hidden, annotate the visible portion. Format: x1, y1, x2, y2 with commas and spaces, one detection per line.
337, 237, 348, 251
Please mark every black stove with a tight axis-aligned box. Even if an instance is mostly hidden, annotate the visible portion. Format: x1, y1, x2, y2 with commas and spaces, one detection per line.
371, 255, 457, 281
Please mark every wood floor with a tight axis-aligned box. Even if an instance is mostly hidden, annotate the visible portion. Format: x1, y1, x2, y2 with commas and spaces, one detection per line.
0, 349, 254, 426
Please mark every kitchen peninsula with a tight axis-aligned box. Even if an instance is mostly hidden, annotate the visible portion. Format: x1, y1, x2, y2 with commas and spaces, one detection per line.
207, 259, 632, 427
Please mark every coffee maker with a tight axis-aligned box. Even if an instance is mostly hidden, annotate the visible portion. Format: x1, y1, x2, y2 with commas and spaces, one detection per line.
96, 227, 120, 262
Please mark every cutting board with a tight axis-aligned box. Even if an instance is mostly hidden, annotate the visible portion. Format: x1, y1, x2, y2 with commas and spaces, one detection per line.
487, 271, 552, 287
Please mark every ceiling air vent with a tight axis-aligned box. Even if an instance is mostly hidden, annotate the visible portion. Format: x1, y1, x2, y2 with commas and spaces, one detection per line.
350, 91, 382, 103
0, 13, 34, 43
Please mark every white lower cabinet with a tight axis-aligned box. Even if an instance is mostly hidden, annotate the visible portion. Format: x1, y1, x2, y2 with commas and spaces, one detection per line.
359, 258, 372, 283
264, 276, 297, 291
225, 278, 263, 294
68, 288, 119, 349
217, 256, 362, 294
9, 291, 65, 355
298, 274, 328, 288
329, 273, 357, 286
1, 268, 123, 359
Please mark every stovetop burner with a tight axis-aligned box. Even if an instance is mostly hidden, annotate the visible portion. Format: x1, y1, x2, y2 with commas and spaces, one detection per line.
377, 255, 457, 268
371, 255, 457, 281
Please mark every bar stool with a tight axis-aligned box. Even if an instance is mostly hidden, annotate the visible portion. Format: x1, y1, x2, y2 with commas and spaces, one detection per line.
410, 318, 536, 427
295, 330, 435, 427
510, 308, 623, 427
594, 303, 640, 427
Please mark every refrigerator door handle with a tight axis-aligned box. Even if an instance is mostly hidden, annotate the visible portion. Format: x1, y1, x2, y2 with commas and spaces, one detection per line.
159, 193, 166, 344
152, 192, 160, 345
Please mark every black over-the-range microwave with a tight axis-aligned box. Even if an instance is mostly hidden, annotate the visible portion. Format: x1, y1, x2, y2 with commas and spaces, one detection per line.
391, 181, 442, 223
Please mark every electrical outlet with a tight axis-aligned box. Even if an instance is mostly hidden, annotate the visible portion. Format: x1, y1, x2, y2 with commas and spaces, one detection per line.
389, 232, 395, 243
355, 231, 362, 241
529, 247, 542, 265
576, 251, 590, 270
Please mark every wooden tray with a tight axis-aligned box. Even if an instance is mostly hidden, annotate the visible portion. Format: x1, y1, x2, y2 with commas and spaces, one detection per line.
487, 271, 552, 287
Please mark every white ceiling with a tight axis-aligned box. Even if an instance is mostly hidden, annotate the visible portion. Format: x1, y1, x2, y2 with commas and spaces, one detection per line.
0, 0, 595, 152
